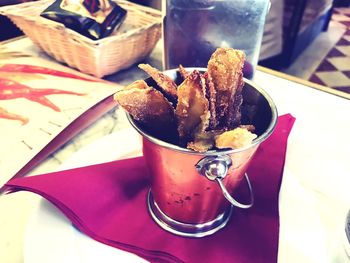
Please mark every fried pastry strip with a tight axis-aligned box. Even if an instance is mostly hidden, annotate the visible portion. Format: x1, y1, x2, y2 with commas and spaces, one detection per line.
239, 124, 255, 133
178, 64, 189, 80
207, 48, 245, 128
138, 63, 178, 103
175, 70, 210, 142
114, 80, 176, 134
203, 72, 218, 129
215, 127, 257, 150
187, 129, 224, 152
226, 71, 244, 128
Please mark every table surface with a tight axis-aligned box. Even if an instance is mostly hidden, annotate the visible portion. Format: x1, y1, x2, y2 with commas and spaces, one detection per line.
0, 37, 349, 263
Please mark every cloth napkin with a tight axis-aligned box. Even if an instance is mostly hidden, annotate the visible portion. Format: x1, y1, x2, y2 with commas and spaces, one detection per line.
5, 114, 295, 263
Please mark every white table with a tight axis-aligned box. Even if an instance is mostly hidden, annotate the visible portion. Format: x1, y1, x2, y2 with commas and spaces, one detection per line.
0, 37, 349, 263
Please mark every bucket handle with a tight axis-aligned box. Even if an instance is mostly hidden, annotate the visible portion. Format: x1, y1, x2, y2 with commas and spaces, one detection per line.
196, 155, 254, 209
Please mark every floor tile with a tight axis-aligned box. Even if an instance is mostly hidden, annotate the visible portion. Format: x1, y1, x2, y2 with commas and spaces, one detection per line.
281, 7, 350, 95
332, 14, 350, 22
336, 37, 350, 45
327, 48, 344, 57
342, 71, 350, 78
316, 71, 350, 87
309, 74, 325, 85
341, 21, 350, 27
327, 57, 350, 71
281, 22, 346, 79
334, 8, 350, 15
316, 60, 337, 71
340, 8, 350, 14
332, 20, 348, 28
335, 45, 350, 56
334, 86, 350, 93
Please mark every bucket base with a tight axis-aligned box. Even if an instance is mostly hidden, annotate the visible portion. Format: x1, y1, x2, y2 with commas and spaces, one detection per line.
147, 190, 233, 238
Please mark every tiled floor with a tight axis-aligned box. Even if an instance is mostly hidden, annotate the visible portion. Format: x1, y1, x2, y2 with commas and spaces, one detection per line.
309, 8, 350, 94
283, 7, 350, 95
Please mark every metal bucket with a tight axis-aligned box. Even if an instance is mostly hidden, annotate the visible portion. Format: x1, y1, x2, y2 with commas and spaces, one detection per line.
128, 68, 277, 237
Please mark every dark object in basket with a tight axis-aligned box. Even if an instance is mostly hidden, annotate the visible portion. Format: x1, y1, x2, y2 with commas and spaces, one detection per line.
40, 0, 127, 40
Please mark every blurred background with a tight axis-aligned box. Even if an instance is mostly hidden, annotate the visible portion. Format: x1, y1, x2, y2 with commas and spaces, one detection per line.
1, 0, 349, 93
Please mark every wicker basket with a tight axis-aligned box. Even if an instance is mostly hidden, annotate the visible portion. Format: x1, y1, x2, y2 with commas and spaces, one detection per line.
0, 0, 162, 78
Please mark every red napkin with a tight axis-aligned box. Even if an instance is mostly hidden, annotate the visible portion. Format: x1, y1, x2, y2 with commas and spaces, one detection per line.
5, 114, 295, 263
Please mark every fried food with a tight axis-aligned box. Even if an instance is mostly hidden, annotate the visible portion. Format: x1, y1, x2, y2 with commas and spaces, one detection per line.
207, 48, 245, 129
239, 124, 255, 132
114, 47, 257, 152
175, 70, 210, 142
215, 127, 257, 149
114, 80, 176, 134
187, 134, 214, 152
138, 63, 178, 103
187, 129, 224, 152
203, 72, 218, 129
226, 89, 243, 128
187, 71, 219, 152
178, 64, 189, 80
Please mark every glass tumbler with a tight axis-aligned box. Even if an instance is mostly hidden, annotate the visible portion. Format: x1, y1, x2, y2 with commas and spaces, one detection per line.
163, 0, 270, 79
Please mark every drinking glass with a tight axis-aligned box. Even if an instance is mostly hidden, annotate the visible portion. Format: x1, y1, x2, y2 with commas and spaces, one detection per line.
163, 0, 270, 79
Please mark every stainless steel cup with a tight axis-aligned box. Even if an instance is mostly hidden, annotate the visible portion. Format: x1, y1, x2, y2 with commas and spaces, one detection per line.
128, 68, 277, 237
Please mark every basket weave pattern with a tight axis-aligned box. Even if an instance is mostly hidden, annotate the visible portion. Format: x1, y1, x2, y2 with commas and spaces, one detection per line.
0, 0, 162, 77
